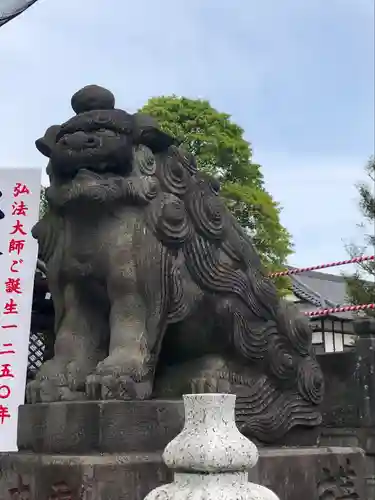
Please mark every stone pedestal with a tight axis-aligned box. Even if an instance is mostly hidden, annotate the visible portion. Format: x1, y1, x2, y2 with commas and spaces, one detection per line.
145, 393, 279, 499
253, 447, 366, 500
317, 318, 375, 499
0, 400, 185, 499
0, 400, 367, 499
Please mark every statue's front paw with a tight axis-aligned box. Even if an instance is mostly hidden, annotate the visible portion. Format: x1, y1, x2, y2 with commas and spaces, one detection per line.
26, 379, 42, 403
85, 373, 152, 400
25, 378, 84, 403
85, 348, 153, 400
26, 358, 87, 403
190, 374, 231, 394
66, 359, 98, 392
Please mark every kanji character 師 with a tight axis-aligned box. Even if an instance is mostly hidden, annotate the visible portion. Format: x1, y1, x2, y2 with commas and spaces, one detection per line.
12, 201, 28, 216
10, 220, 27, 236
3, 298, 18, 315
13, 183, 30, 197
8, 239, 25, 255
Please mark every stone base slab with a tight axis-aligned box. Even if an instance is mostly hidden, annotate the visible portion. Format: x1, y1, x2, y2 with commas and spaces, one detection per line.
17, 401, 185, 454
253, 447, 366, 500
0, 447, 366, 500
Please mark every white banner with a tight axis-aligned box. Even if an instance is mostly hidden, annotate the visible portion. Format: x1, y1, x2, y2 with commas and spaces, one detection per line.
0, 168, 41, 451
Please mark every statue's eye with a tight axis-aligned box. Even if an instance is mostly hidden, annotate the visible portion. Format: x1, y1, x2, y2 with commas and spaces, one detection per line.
96, 128, 117, 138
94, 115, 111, 126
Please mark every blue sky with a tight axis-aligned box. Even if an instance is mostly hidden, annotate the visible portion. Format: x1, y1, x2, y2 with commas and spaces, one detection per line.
0, 0, 373, 273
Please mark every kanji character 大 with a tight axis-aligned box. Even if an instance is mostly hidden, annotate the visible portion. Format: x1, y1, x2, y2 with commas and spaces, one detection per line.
3, 298, 18, 315
0, 343, 15, 355
0, 385, 11, 399
10, 259, 23, 273
10, 220, 27, 236
5, 278, 22, 294
0, 364, 14, 378
12, 201, 28, 216
13, 183, 30, 197
8, 239, 25, 255
0, 404, 11, 424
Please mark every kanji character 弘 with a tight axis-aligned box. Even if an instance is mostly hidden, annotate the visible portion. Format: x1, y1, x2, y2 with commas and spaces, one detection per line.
13, 183, 30, 197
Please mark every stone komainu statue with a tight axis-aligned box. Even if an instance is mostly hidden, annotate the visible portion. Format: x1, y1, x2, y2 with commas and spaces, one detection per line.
28, 85, 324, 443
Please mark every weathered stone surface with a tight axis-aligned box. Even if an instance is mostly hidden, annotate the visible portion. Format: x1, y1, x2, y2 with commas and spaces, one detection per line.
0, 453, 172, 500
0, 401, 362, 499
145, 394, 279, 500
320, 428, 375, 499
316, 322, 375, 498
17, 400, 185, 453
318, 319, 375, 429
254, 447, 366, 500
0, 446, 365, 499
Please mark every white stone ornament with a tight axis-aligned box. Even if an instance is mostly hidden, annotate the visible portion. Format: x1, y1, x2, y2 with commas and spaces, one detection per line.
144, 393, 280, 500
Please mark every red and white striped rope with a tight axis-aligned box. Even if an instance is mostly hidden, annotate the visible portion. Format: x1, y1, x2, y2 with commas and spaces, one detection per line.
304, 303, 375, 317
269, 255, 374, 278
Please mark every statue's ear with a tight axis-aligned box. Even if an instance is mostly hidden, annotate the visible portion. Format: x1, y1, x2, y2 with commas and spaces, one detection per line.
132, 113, 177, 153
35, 125, 61, 158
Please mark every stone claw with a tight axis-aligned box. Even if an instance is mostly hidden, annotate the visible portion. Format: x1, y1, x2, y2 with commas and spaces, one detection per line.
66, 359, 98, 392
25, 378, 85, 402
85, 374, 102, 400
25, 379, 41, 404
190, 374, 231, 394
85, 372, 152, 400
84, 348, 154, 400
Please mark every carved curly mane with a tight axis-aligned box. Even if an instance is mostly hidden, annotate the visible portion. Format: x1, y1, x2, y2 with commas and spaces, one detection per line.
133, 143, 324, 441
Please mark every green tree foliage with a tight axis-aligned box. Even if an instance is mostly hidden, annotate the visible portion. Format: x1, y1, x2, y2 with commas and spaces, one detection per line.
139, 96, 293, 292
39, 185, 48, 219
344, 156, 375, 315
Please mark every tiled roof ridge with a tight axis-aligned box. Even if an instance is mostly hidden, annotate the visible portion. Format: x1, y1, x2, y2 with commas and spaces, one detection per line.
287, 266, 347, 283
290, 274, 337, 308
